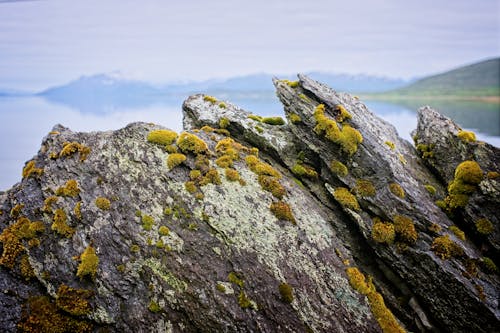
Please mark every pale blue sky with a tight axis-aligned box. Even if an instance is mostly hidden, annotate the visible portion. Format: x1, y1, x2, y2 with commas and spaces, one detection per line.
0, 0, 499, 90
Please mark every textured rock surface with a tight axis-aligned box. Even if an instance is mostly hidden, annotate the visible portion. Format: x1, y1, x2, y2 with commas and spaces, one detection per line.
0, 75, 498, 333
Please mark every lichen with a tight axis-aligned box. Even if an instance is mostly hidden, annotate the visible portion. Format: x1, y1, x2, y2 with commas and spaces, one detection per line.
199, 168, 221, 186
371, 221, 395, 244
228, 271, 245, 288
449, 225, 465, 241
55, 179, 80, 197
333, 187, 360, 211
22, 160, 43, 179
431, 235, 463, 259
17, 296, 93, 332
270, 201, 296, 224
75, 245, 99, 280
59, 141, 91, 161
475, 218, 494, 235
262, 117, 285, 125
10, 203, 24, 218
55, 284, 92, 316
176, 132, 208, 155
428, 223, 442, 234
52, 209, 75, 238
74, 202, 82, 220
20, 254, 35, 280
167, 153, 187, 169
330, 160, 348, 177
487, 171, 500, 179
389, 183, 405, 198
279, 283, 294, 303
393, 215, 417, 245
346, 267, 405, 333
457, 130, 476, 143
130, 244, 140, 253
225, 168, 240, 182
147, 129, 178, 146
354, 179, 376, 197
43, 196, 59, 213
95, 197, 111, 210
416, 143, 434, 159
184, 181, 197, 194
258, 175, 285, 199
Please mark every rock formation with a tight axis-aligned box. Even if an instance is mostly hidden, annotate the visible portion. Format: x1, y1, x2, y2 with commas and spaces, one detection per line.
0, 75, 498, 332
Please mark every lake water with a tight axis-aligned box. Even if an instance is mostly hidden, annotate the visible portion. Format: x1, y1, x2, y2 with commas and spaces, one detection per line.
1, 93, 499, 191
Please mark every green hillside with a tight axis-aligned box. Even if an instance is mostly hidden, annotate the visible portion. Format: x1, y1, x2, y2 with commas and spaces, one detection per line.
382, 58, 500, 98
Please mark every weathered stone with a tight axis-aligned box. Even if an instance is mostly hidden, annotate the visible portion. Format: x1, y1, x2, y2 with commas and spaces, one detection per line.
0, 75, 498, 333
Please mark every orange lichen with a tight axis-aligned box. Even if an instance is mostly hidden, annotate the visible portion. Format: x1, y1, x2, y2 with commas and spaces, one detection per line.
76, 245, 99, 280
59, 141, 91, 161
43, 196, 58, 213
55, 179, 80, 197
55, 284, 92, 316
22, 160, 43, 179
74, 202, 82, 220
52, 209, 74, 238
0, 217, 44, 269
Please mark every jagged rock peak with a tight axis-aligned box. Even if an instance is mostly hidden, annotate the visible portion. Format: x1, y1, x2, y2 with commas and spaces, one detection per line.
0, 75, 498, 333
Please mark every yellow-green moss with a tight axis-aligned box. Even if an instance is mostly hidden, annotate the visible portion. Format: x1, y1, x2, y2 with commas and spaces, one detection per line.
203, 95, 218, 104
177, 132, 208, 154
142, 215, 155, 231
56, 179, 80, 197
248, 114, 263, 122
218, 101, 227, 109
389, 183, 405, 198
290, 113, 302, 123
313, 104, 363, 155
167, 153, 187, 169
262, 117, 285, 125
475, 218, 494, 235
158, 226, 170, 236
258, 175, 286, 199
0, 217, 44, 269
278, 283, 294, 303
219, 117, 230, 129
398, 154, 407, 165
238, 290, 255, 309
449, 225, 466, 241
298, 93, 310, 102
428, 223, 442, 234
424, 184, 436, 195
130, 244, 140, 253
74, 202, 82, 220
189, 169, 202, 180
431, 235, 463, 259
255, 126, 264, 133
346, 267, 405, 333
354, 179, 376, 197
199, 168, 221, 186
333, 187, 360, 211
283, 79, 299, 88
291, 163, 318, 179
393, 215, 417, 245
228, 271, 244, 288
76, 245, 99, 280
52, 209, 74, 238
270, 201, 296, 224
457, 130, 476, 143
372, 221, 395, 244
481, 257, 498, 273
215, 155, 233, 168
148, 300, 162, 313
216, 283, 226, 292
22, 160, 43, 179
10, 203, 24, 218
455, 160, 483, 184
335, 105, 352, 122
225, 168, 240, 182
95, 197, 111, 210
55, 284, 92, 316
17, 296, 93, 332
147, 129, 178, 146
384, 141, 395, 150
185, 181, 197, 194
416, 143, 434, 159
59, 141, 91, 161
330, 160, 348, 177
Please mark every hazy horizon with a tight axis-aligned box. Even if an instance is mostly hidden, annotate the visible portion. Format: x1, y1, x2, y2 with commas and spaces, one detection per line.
1, 0, 498, 91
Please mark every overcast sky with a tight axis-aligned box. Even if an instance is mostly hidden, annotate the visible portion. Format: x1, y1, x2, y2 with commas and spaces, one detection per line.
0, 0, 499, 90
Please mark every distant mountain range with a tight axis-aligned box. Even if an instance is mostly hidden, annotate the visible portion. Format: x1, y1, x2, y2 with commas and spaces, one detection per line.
384, 57, 500, 98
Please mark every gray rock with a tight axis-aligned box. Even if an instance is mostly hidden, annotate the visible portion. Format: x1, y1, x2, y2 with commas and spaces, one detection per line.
0, 76, 498, 333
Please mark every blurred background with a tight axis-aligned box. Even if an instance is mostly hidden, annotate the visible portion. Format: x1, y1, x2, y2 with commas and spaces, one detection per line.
0, 0, 499, 190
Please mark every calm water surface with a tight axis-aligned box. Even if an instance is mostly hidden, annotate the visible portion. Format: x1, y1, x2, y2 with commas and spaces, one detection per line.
1, 93, 499, 190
